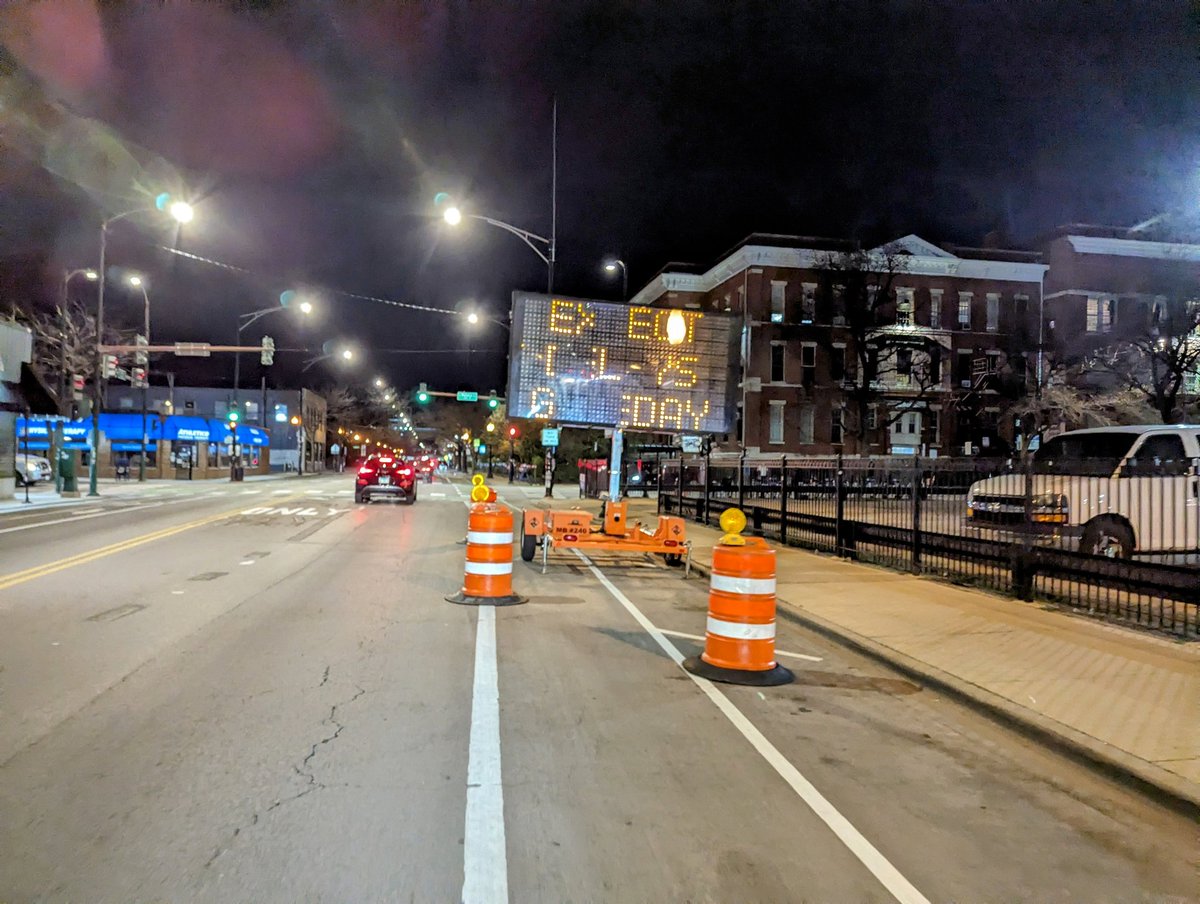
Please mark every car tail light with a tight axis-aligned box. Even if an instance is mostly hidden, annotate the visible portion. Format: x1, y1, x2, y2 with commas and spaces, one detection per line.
379, 456, 394, 463
357, 466, 375, 477
563, 534, 579, 542
398, 466, 413, 476
664, 539, 679, 547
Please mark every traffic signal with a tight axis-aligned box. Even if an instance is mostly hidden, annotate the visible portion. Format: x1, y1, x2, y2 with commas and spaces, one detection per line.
416, 382, 430, 404
227, 407, 240, 424
486, 422, 496, 433
134, 334, 148, 366
487, 390, 499, 409
132, 367, 147, 388
101, 354, 118, 378
261, 336, 275, 365
508, 426, 518, 438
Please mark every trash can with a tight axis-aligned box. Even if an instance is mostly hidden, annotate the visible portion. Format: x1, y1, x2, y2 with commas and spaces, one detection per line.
59, 450, 78, 494
231, 464, 245, 482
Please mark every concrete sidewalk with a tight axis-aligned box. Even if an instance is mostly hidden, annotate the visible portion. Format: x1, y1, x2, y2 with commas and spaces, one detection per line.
525, 494, 1200, 813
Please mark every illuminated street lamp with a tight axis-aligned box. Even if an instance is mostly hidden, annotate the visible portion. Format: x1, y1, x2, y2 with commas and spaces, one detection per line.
603, 257, 628, 300
234, 289, 315, 416
90, 194, 194, 497
301, 342, 355, 372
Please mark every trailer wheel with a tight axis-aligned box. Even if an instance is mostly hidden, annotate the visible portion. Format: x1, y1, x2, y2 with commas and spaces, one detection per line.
664, 553, 684, 567
520, 521, 538, 562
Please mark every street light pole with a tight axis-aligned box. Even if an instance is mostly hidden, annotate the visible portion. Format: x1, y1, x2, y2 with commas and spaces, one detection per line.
88, 221, 109, 497
131, 279, 151, 482
88, 198, 193, 496
441, 99, 558, 292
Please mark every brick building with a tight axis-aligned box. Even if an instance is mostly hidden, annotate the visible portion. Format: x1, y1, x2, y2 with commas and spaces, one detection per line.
631, 234, 1047, 455
1039, 225, 1200, 405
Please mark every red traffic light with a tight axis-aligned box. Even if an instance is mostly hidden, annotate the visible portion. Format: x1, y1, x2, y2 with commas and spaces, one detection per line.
507, 426, 518, 438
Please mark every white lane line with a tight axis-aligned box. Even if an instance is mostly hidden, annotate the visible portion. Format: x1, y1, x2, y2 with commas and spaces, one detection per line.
0, 499, 183, 535
574, 550, 931, 904
272, 489, 292, 495
461, 606, 509, 904
657, 628, 823, 663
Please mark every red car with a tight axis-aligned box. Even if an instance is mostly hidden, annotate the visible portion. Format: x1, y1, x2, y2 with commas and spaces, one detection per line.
354, 455, 417, 504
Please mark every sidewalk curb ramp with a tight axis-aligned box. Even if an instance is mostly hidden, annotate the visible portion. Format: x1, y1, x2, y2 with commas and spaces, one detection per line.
685, 557, 1200, 819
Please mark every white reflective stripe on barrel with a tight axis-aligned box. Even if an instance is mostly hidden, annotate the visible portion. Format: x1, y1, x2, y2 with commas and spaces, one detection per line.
706, 616, 775, 641
465, 561, 514, 576
468, 530, 514, 545
710, 573, 776, 595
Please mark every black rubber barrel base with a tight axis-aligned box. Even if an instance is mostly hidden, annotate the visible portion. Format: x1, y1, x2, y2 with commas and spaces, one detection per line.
683, 655, 794, 687
445, 591, 527, 607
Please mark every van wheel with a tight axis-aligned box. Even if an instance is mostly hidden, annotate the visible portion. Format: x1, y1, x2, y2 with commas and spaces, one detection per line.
1081, 517, 1134, 559
664, 553, 683, 567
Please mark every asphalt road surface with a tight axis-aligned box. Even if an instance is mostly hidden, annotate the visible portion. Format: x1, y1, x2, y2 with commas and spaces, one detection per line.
0, 474, 1194, 903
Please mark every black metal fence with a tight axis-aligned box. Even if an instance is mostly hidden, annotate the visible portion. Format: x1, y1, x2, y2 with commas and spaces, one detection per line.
659, 454, 1200, 639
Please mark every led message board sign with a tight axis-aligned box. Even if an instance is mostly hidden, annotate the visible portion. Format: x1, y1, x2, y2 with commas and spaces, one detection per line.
507, 292, 737, 433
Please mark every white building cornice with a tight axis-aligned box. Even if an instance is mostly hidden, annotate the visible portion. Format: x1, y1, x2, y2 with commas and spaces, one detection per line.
630, 236, 1048, 307
1066, 235, 1200, 262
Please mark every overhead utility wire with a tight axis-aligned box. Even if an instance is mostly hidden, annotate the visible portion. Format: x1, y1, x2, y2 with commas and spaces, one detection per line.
155, 245, 463, 318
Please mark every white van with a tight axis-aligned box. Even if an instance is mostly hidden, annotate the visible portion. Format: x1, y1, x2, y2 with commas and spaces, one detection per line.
966, 426, 1200, 558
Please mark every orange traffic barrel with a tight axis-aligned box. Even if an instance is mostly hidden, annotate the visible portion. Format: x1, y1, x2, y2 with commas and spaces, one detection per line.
684, 510, 792, 686
447, 502, 527, 606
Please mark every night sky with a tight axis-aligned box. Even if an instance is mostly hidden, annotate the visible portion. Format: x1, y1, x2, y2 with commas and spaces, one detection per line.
0, 0, 1196, 396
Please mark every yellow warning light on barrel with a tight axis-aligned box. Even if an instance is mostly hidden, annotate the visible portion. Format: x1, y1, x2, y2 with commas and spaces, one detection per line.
719, 507, 747, 546
471, 474, 485, 487
470, 484, 490, 502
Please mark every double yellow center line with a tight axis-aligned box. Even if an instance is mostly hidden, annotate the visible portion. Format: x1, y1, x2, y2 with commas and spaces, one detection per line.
0, 494, 305, 593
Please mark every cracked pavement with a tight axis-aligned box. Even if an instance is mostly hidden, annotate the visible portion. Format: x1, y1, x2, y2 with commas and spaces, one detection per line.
0, 474, 1195, 902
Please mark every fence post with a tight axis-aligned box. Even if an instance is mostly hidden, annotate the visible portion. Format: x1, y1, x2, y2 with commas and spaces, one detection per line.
911, 457, 923, 574
737, 450, 746, 512
1013, 457, 1035, 600
835, 452, 847, 557
656, 455, 664, 514
778, 456, 789, 545
699, 450, 711, 525
677, 455, 686, 520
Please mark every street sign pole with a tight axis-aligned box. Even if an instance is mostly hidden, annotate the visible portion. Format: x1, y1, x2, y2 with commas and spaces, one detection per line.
607, 427, 623, 501
541, 427, 559, 498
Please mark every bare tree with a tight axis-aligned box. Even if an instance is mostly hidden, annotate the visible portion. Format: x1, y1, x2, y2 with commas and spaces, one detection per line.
15, 299, 129, 411
814, 247, 944, 446
1089, 288, 1200, 423
321, 384, 360, 428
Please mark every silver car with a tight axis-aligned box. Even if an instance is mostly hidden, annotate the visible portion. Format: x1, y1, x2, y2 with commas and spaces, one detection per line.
15, 454, 52, 486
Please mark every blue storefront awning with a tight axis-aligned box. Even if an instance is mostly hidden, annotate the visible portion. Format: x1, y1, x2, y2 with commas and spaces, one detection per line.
18, 415, 273, 449
16, 417, 92, 442
99, 413, 164, 441
241, 425, 270, 447
203, 420, 270, 447
162, 416, 212, 442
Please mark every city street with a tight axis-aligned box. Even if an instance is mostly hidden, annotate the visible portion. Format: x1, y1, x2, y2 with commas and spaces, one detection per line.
0, 474, 1194, 903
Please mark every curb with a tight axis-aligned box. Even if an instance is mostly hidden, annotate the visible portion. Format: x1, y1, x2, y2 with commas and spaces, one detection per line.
686, 553, 1200, 820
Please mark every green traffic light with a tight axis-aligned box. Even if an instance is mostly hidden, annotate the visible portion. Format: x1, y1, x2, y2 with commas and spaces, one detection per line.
417, 391, 429, 404
228, 411, 240, 423
488, 398, 499, 409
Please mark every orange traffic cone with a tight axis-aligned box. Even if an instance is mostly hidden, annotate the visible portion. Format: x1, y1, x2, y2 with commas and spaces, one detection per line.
446, 502, 527, 606
684, 509, 793, 686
